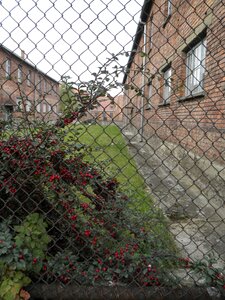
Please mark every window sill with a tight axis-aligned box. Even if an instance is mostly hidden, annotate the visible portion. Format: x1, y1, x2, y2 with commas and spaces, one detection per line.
162, 14, 171, 28
178, 91, 206, 102
158, 102, 170, 107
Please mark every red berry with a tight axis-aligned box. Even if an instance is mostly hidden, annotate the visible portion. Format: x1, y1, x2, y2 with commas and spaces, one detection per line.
33, 258, 38, 264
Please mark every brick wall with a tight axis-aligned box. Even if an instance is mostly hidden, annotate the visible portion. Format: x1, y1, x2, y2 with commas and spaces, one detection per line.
0, 46, 60, 122
124, 0, 225, 162
83, 94, 125, 123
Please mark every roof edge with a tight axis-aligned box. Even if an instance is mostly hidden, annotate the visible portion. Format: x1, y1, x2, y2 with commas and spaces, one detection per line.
0, 44, 59, 84
122, 0, 153, 84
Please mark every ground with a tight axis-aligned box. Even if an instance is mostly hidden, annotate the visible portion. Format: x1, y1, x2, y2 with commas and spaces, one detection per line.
121, 125, 225, 266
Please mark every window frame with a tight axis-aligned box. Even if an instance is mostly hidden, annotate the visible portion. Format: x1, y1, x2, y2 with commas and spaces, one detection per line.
167, 0, 172, 16
16, 97, 22, 111
163, 67, 172, 104
43, 80, 47, 94
42, 103, 47, 113
27, 70, 32, 86
185, 38, 206, 97
47, 103, 51, 112
36, 103, 41, 113
17, 65, 22, 83
38, 75, 42, 92
146, 80, 153, 109
5, 59, 11, 78
25, 99, 32, 112
163, 0, 172, 28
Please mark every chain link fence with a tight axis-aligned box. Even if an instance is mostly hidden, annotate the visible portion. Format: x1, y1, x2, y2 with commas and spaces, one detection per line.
0, 0, 225, 299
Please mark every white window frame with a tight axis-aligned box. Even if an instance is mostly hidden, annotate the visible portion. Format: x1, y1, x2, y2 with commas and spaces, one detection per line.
185, 39, 206, 96
47, 103, 51, 112
168, 0, 172, 16
18, 65, 22, 83
43, 80, 47, 93
25, 99, 32, 112
146, 81, 152, 109
148, 82, 152, 100
38, 75, 42, 92
163, 67, 172, 104
16, 97, 22, 111
5, 59, 11, 78
27, 70, 32, 86
42, 103, 47, 113
36, 103, 41, 113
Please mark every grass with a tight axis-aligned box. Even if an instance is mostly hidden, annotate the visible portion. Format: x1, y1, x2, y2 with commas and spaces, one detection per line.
66, 123, 178, 256
67, 124, 148, 205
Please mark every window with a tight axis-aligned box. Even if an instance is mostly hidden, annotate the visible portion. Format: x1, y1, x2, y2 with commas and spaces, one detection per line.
167, 0, 172, 16
38, 75, 42, 91
27, 70, 32, 86
36, 103, 41, 112
185, 39, 206, 96
148, 82, 152, 100
146, 81, 152, 109
4, 105, 13, 122
18, 65, 22, 83
163, 67, 172, 104
25, 100, 32, 112
42, 103, 47, 113
43, 80, 47, 94
16, 97, 22, 111
5, 59, 11, 78
47, 104, 51, 112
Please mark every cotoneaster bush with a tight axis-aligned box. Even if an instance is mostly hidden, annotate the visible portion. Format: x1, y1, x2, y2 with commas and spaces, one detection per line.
0, 69, 179, 298
0, 115, 180, 298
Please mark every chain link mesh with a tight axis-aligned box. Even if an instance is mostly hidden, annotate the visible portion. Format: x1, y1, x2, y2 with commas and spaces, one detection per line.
0, 0, 225, 299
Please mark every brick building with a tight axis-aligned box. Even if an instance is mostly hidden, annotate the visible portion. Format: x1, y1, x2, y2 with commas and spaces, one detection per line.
84, 94, 125, 123
0, 44, 60, 123
123, 0, 225, 161
89, 96, 115, 121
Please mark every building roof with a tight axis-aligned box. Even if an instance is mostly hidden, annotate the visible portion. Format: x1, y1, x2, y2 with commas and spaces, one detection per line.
122, 0, 153, 84
0, 44, 59, 84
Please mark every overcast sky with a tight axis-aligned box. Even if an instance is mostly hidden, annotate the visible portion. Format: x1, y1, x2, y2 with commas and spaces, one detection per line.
0, 0, 142, 93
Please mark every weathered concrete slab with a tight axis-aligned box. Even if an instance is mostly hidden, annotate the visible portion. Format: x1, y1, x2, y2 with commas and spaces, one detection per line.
121, 128, 225, 263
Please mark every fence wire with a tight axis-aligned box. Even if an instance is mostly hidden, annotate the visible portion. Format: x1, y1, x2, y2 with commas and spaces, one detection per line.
0, 0, 225, 299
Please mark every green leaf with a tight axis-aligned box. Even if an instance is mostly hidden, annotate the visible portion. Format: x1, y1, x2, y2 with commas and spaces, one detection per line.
140, 51, 148, 57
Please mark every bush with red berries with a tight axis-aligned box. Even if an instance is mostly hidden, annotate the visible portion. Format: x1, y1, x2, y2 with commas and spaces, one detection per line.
0, 121, 176, 291
0, 74, 179, 296
2, 58, 224, 299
